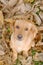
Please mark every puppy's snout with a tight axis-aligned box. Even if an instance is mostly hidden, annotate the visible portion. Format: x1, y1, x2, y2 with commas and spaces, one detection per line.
17, 34, 22, 40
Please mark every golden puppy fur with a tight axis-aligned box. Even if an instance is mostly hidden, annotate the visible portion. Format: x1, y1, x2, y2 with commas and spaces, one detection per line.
10, 19, 38, 61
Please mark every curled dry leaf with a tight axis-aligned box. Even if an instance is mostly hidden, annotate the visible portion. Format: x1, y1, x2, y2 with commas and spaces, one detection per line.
39, 12, 43, 21
8, 0, 18, 7
37, 53, 43, 62
26, 56, 32, 65
40, 6, 43, 11
25, 4, 31, 12
33, 7, 39, 13
0, 45, 5, 55
0, 0, 8, 5
34, 1, 41, 5
36, 41, 43, 46
0, 11, 4, 25
17, 3, 26, 14
0, 50, 5, 55
38, 26, 43, 32
32, 12, 41, 25
38, 53, 43, 62
33, 52, 43, 61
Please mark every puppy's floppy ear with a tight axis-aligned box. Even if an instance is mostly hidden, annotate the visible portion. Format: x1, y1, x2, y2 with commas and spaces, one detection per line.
0, 11, 4, 25
34, 32, 41, 42
30, 23, 38, 39
5, 18, 16, 32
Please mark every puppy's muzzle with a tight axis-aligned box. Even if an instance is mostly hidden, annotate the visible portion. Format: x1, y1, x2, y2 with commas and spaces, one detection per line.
17, 34, 23, 40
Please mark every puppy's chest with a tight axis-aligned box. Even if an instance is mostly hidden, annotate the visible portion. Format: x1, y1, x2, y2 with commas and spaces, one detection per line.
15, 40, 24, 46
14, 40, 24, 52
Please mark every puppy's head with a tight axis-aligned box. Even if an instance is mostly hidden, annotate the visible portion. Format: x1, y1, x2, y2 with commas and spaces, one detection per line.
14, 20, 38, 42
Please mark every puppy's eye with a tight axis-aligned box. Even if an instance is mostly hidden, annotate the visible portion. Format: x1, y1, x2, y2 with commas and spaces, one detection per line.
25, 28, 28, 31
16, 25, 19, 29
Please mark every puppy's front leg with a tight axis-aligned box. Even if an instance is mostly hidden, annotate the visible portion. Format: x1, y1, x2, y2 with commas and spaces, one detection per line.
10, 41, 17, 62
12, 49, 17, 62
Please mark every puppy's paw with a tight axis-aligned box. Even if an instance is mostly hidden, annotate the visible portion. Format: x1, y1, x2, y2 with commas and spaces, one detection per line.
23, 51, 28, 57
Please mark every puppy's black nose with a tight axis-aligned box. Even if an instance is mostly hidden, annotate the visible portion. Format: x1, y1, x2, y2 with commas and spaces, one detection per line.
17, 34, 22, 40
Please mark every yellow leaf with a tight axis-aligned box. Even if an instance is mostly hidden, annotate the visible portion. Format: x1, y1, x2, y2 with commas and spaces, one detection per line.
0, 11, 4, 25
0, 61, 3, 65
24, 0, 35, 3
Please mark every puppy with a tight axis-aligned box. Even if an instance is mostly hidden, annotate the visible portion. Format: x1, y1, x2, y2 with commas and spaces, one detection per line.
10, 19, 38, 61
